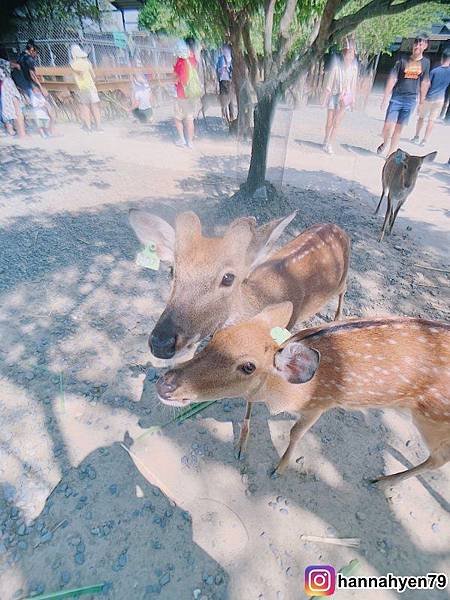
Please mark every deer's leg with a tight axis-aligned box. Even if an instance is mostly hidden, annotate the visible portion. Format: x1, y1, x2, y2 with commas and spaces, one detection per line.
334, 288, 346, 321
374, 411, 450, 488
379, 193, 393, 242
388, 200, 404, 234
236, 401, 253, 459
273, 409, 322, 476
372, 452, 448, 489
374, 187, 386, 215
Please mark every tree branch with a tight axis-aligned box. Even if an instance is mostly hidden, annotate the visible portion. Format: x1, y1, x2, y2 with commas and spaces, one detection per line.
242, 19, 259, 87
264, 0, 277, 65
272, 0, 299, 71
279, 0, 298, 39
315, 0, 343, 53
331, 0, 443, 40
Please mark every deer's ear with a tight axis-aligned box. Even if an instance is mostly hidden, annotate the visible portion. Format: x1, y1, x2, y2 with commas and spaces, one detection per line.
249, 211, 297, 270
422, 151, 437, 163
274, 341, 320, 384
175, 211, 202, 249
128, 210, 175, 263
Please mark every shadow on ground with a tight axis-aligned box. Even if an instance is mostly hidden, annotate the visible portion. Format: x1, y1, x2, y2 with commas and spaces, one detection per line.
0, 145, 449, 599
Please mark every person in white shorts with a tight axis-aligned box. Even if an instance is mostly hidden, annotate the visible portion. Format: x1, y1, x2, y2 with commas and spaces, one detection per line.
321, 39, 358, 154
412, 48, 450, 146
70, 44, 102, 132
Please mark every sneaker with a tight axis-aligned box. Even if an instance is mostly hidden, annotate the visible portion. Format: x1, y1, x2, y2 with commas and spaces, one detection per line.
410, 135, 419, 143
419, 139, 426, 147
324, 143, 333, 155
175, 138, 186, 147
186, 141, 194, 149
376, 143, 386, 155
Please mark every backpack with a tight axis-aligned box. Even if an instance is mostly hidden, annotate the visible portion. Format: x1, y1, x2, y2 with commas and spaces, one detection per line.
184, 60, 202, 99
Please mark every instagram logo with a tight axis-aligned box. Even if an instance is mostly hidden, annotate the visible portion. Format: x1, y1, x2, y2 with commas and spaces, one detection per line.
304, 565, 336, 596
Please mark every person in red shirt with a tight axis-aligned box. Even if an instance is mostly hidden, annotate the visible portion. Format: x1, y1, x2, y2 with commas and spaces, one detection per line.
173, 39, 199, 148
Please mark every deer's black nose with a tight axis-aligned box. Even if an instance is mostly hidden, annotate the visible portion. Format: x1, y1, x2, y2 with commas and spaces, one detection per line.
150, 333, 177, 359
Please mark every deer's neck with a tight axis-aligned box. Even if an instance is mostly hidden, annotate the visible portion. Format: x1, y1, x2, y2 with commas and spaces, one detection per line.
248, 370, 315, 415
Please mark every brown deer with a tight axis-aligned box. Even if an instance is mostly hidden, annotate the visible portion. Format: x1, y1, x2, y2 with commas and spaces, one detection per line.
156, 303, 450, 488
129, 210, 350, 367
375, 148, 437, 242
131, 211, 349, 460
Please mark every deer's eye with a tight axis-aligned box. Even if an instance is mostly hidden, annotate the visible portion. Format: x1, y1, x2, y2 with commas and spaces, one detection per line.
239, 362, 256, 375
221, 273, 235, 287
169, 266, 174, 278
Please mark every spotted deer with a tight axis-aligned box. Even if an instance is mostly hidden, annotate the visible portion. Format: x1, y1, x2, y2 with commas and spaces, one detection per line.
375, 148, 437, 242
129, 210, 350, 367
156, 303, 450, 487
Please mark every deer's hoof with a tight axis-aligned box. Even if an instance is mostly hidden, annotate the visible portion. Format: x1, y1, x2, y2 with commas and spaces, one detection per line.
234, 447, 245, 461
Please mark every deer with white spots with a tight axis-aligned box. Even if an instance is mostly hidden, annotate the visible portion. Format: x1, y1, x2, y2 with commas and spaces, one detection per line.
375, 148, 437, 242
156, 303, 450, 488
129, 211, 350, 366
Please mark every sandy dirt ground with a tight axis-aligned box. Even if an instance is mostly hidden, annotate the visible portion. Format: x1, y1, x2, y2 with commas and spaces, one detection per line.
0, 91, 449, 600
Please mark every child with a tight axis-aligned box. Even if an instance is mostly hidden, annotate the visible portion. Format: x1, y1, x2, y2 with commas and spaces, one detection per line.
131, 74, 153, 123
30, 86, 51, 137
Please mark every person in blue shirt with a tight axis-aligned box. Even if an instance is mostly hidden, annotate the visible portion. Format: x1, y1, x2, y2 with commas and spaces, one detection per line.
412, 47, 450, 145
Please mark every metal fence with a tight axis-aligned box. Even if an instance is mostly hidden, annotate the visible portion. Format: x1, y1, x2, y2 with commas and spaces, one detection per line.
1, 26, 178, 71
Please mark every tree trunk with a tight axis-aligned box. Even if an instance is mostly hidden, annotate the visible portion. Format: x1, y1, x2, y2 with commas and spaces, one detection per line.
245, 91, 278, 195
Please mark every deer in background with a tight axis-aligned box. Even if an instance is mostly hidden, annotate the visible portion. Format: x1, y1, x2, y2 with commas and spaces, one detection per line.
375, 148, 437, 242
130, 210, 350, 458
157, 302, 450, 488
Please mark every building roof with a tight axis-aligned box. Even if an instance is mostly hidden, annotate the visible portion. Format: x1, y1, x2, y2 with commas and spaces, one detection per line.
110, 0, 145, 10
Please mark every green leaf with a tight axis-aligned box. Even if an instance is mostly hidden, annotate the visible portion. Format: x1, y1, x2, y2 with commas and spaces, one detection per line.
23, 583, 105, 600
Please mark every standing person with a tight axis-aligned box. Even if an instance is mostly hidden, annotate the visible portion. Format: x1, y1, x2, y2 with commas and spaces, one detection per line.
411, 47, 450, 145
216, 43, 234, 122
0, 58, 25, 137
378, 34, 430, 156
16, 40, 47, 98
173, 39, 201, 149
70, 44, 102, 132
321, 40, 358, 154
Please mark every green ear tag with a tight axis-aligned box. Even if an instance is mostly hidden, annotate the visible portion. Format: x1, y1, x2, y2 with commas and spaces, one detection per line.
136, 242, 160, 271
270, 326, 291, 345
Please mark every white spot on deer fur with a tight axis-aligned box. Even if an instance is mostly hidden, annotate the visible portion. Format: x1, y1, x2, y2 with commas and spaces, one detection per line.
387, 339, 397, 345
430, 328, 439, 334
418, 337, 427, 343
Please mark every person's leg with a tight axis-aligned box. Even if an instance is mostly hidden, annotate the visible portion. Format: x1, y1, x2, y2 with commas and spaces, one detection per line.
91, 102, 101, 129
422, 102, 441, 144
45, 103, 56, 135
378, 99, 401, 154
387, 122, 404, 156
328, 103, 346, 145
78, 103, 91, 129
323, 107, 335, 145
185, 116, 194, 147
422, 118, 434, 144
413, 116, 424, 141
175, 118, 185, 144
